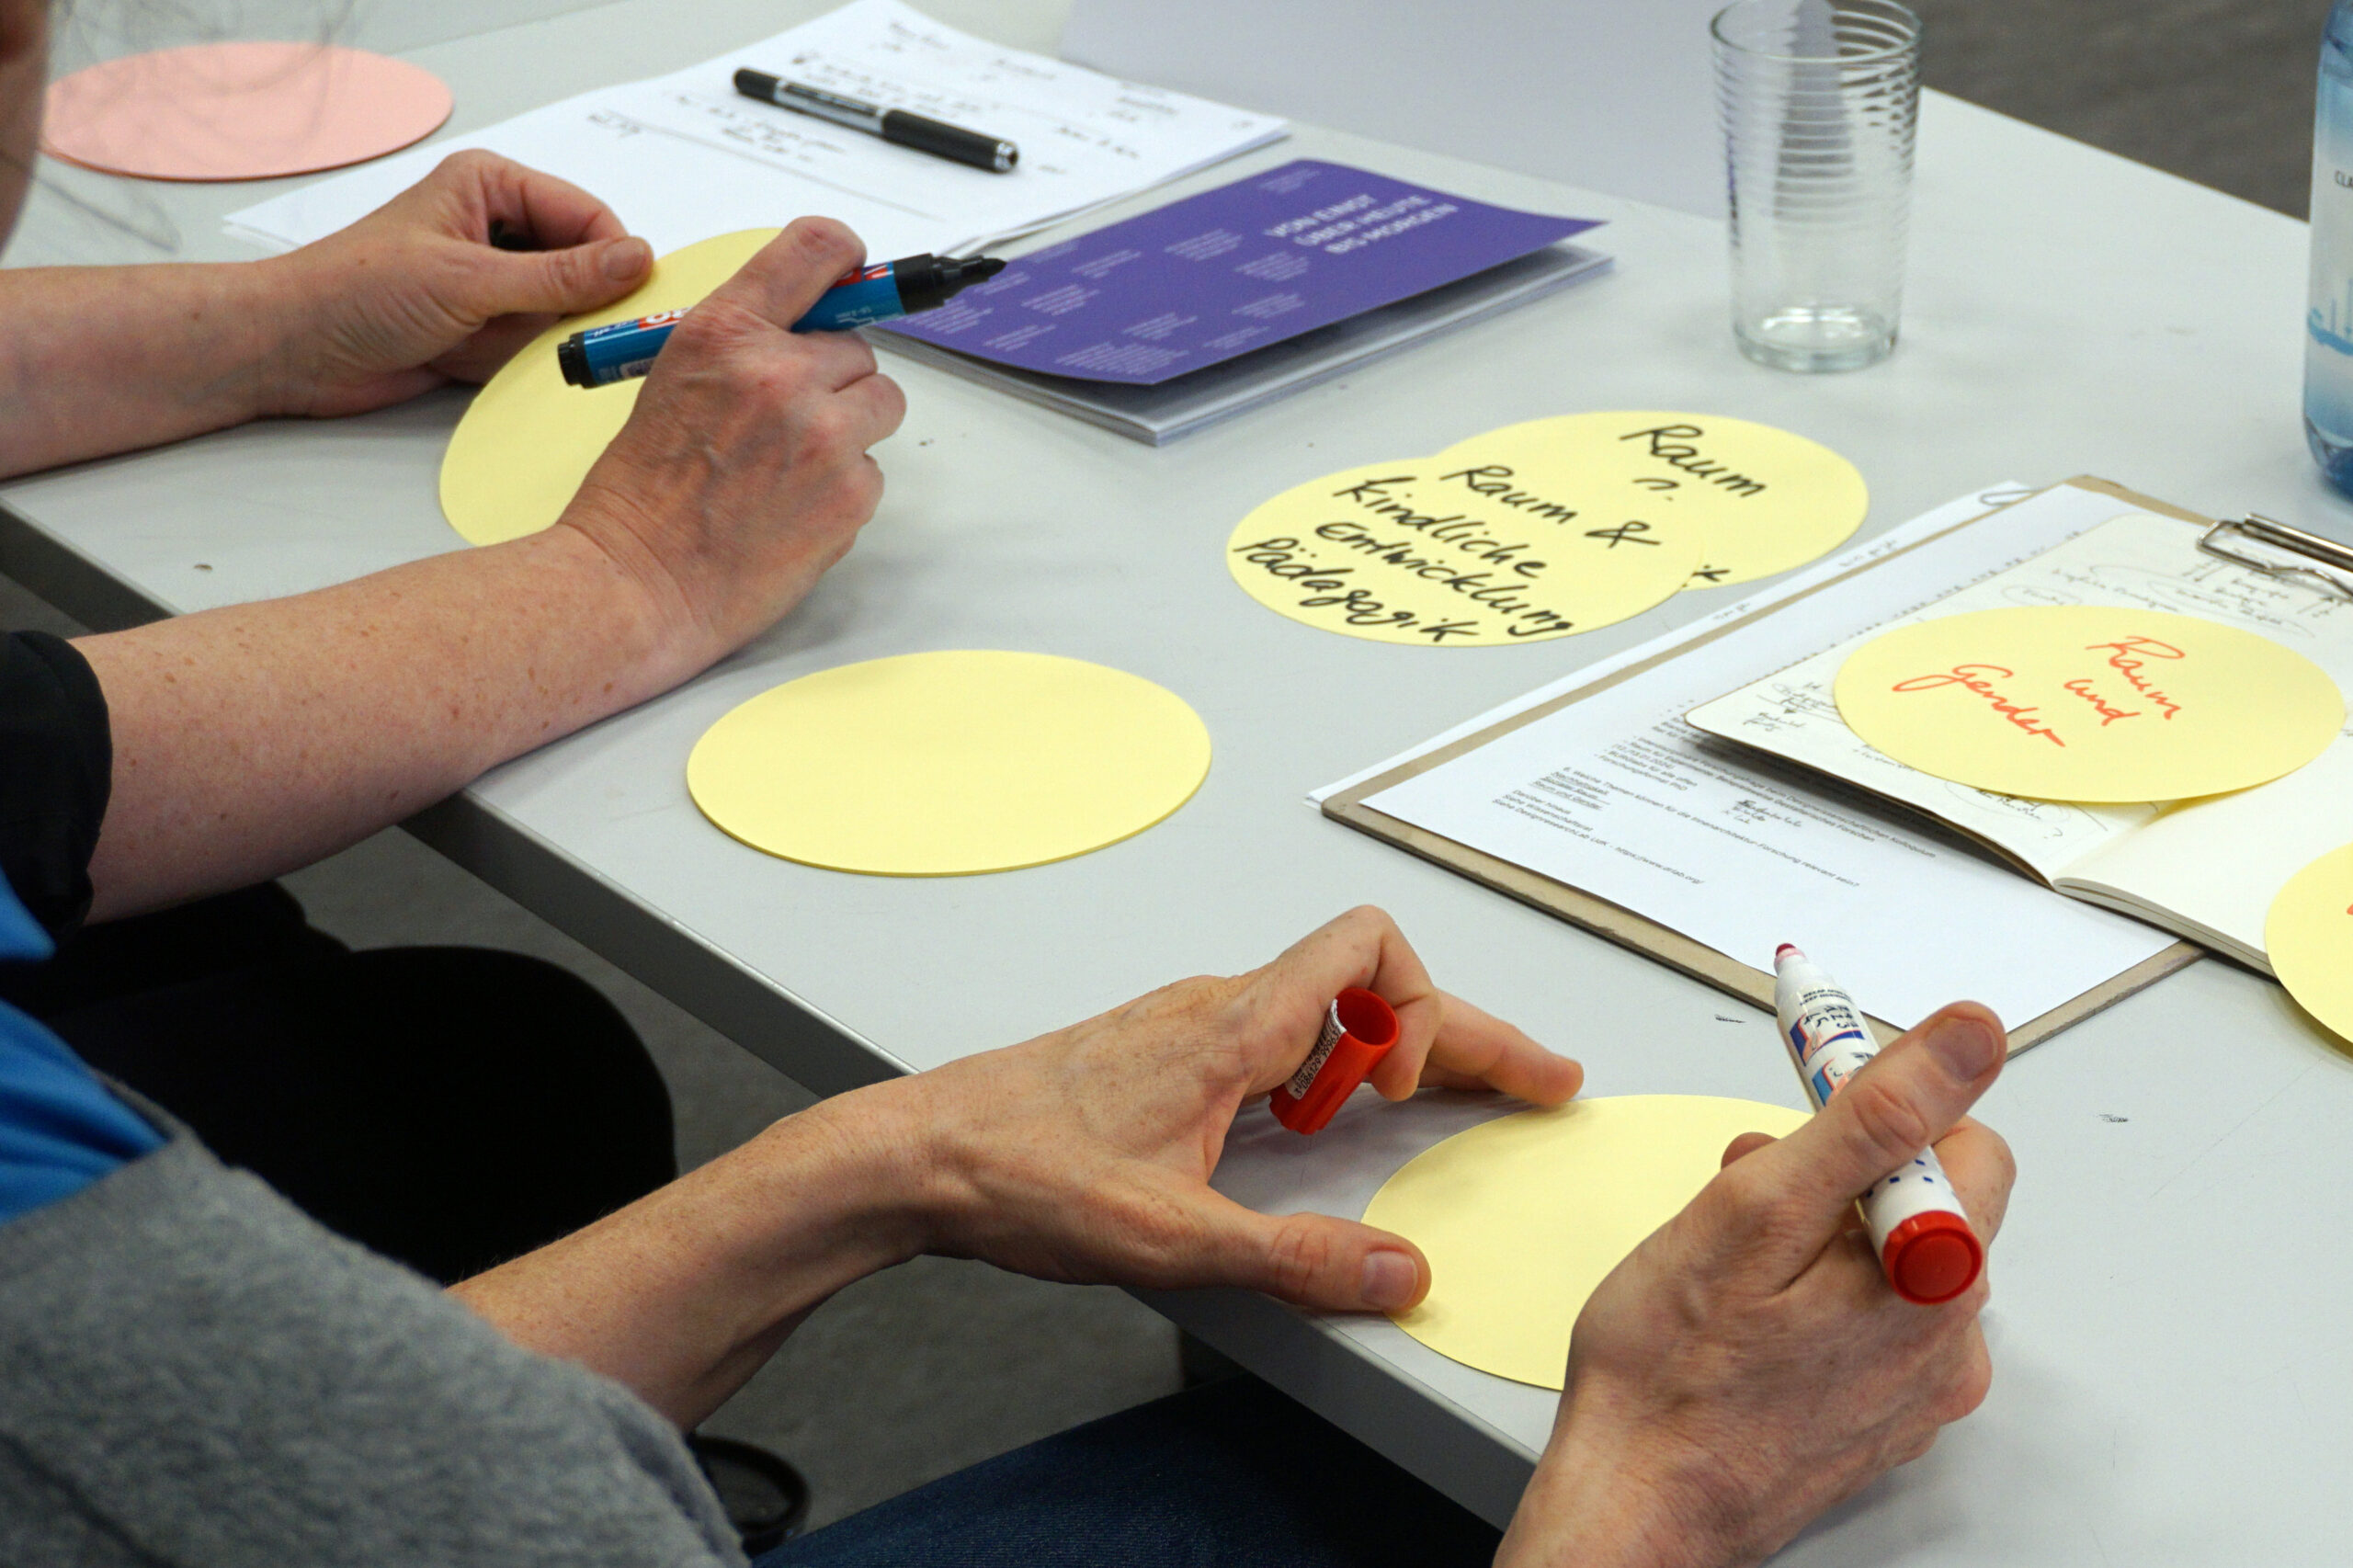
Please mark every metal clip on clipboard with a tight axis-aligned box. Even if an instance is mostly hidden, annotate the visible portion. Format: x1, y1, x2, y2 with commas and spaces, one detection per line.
2199, 514, 2353, 602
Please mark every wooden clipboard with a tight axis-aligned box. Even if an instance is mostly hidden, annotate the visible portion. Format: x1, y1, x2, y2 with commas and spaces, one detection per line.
1322, 476, 2209, 1054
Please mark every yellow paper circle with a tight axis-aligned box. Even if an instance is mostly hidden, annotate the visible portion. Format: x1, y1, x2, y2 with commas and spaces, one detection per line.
686, 651, 1211, 876
1365, 1096, 1809, 1389
1834, 606, 2344, 803
1438, 411, 1870, 588
1226, 459, 1702, 646
439, 228, 780, 546
2267, 841, 2353, 1044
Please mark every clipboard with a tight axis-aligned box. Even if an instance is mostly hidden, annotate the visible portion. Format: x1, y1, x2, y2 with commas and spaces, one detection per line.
1318, 475, 2323, 1054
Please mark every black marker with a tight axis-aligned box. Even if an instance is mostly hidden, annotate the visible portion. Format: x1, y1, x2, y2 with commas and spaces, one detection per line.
733, 68, 1017, 174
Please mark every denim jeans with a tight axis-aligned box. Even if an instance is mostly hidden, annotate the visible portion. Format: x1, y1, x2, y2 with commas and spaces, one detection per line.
757, 1375, 1505, 1568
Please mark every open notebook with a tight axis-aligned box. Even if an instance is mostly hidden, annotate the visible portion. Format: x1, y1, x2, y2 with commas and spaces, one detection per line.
1330, 481, 2192, 1044
1686, 506, 2353, 973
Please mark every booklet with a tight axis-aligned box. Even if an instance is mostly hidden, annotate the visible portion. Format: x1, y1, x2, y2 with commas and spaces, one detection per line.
875, 159, 1600, 384
1683, 503, 2353, 975
871, 159, 1608, 442
873, 243, 1609, 444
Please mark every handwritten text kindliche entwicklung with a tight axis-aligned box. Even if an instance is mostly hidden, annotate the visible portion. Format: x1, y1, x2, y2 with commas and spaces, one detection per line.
1228, 460, 1697, 645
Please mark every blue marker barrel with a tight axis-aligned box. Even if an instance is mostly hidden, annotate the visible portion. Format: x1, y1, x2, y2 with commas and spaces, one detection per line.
558, 252, 1006, 388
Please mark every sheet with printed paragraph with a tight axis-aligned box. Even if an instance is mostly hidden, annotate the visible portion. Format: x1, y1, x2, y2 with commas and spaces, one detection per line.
1361, 1096, 1810, 1390
1685, 496, 2353, 972
2267, 842, 2353, 1043
223, 0, 1287, 257
1341, 482, 2188, 1038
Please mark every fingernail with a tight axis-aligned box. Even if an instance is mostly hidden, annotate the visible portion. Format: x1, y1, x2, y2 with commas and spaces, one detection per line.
1923, 1012, 2000, 1081
603, 237, 652, 279
1359, 1250, 1419, 1312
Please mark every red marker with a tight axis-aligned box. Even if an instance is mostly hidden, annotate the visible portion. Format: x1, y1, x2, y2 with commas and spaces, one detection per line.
1270, 988, 1400, 1135
1772, 945, 1984, 1305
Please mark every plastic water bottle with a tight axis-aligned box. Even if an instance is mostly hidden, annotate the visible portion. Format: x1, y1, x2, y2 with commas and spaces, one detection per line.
2306, 0, 2353, 494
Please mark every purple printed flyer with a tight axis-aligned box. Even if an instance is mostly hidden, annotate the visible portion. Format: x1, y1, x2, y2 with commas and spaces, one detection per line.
876, 159, 1601, 386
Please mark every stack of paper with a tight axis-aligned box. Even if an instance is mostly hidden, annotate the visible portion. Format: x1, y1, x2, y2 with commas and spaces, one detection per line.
224, 0, 1288, 259
1331, 484, 2185, 1033
874, 161, 1610, 443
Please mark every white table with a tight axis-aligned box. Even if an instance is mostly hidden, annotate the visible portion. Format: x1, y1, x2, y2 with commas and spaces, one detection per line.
8, 4, 2352, 1561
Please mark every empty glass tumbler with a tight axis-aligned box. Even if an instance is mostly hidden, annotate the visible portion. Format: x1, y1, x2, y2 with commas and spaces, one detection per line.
1711, 0, 1921, 371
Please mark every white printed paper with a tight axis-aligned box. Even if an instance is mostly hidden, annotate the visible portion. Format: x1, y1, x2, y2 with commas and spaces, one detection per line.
225, 0, 1288, 258
1310, 484, 2035, 805
1690, 510, 2353, 969
1362, 485, 2179, 1030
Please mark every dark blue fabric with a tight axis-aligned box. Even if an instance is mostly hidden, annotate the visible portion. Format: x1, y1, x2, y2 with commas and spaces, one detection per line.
0, 631, 112, 939
0, 876, 163, 1226
756, 1376, 1501, 1568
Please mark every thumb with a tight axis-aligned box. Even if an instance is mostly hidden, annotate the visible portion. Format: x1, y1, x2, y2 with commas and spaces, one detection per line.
1748, 1002, 2006, 1236
1177, 1190, 1430, 1313
475, 234, 653, 319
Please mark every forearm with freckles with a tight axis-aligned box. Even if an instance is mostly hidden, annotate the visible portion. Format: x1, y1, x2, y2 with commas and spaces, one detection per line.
451, 1077, 936, 1427
75, 520, 712, 921
0, 260, 300, 476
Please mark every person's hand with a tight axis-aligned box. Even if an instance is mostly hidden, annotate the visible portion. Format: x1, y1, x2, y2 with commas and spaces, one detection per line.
1495, 1004, 2015, 1568
259, 150, 654, 416
553, 217, 907, 667
830, 906, 1585, 1314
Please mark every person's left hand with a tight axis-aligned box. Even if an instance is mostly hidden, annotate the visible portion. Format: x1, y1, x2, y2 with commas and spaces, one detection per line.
257, 150, 655, 417
843, 906, 1584, 1313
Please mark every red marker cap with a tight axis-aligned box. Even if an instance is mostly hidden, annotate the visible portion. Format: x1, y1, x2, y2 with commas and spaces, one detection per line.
1269, 988, 1400, 1135
1881, 1210, 1984, 1304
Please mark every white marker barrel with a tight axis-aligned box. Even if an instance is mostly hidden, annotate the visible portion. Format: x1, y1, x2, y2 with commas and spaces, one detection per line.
1772, 946, 1984, 1305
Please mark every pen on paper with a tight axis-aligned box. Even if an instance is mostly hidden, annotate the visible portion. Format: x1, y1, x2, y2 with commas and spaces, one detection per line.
733, 67, 1017, 173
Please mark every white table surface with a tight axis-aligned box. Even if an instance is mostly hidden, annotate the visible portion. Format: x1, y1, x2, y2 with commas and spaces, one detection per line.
9, 2, 2353, 1560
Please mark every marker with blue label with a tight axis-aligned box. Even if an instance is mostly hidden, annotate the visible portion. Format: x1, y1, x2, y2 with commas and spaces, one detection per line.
1771, 944, 1985, 1306
558, 252, 1006, 389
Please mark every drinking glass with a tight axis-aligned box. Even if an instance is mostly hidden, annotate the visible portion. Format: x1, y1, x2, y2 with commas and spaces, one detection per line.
1711, 0, 1921, 371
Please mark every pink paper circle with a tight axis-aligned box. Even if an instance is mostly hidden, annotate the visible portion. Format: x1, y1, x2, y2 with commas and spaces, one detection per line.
42, 42, 452, 182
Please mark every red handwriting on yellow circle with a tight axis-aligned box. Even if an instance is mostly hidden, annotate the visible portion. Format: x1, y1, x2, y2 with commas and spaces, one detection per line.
1834, 606, 2342, 801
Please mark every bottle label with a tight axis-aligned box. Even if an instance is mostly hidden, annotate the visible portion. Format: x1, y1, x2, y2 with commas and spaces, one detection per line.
2309, 57, 2353, 356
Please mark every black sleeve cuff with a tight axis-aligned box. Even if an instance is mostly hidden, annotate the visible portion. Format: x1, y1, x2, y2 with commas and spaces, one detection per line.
0, 631, 113, 939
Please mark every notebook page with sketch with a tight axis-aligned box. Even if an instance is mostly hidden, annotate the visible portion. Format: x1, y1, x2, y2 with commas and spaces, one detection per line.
1356, 482, 2181, 1033
1686, 508, 2353, 971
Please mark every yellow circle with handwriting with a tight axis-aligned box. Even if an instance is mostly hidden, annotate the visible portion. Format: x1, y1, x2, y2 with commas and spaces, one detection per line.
2267, 841, 2353, 1045
1833, 606, 2343, 803
439, 228, 781, 546
686, 651, 1211, 876
1364, 1096, 1809, 1390
1438, 411, 1869, 588
1226, 459, 1701, 646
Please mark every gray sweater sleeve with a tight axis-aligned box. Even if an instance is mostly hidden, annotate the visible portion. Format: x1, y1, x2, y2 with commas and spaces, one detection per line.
0, 1128, 745, 1568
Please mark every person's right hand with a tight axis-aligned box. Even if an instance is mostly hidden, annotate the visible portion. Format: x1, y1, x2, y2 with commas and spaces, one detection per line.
1495, 1003, 2016, 1568
557, 217, 908, 668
